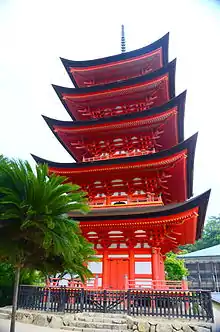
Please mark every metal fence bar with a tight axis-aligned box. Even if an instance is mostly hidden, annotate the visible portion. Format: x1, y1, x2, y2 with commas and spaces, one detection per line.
17, 286, 214, 322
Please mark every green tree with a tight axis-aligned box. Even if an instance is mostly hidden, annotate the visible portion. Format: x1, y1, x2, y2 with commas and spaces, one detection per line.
0, 263, 44, 287
0, 263, 44, 307
0, 157, 95, 332
164, 252, 188, 280
182, 215, 220, 253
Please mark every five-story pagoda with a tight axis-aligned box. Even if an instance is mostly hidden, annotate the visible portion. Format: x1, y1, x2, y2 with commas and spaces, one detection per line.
33, 31, 210, 290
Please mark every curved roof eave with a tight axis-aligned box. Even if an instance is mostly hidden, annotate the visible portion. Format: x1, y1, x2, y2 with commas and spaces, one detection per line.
31, 132, 197, 199
53, 59, 176, 121
42, 114, 78, 162
42, 91, 186, 162
72, 190, 211, 241
44, 90, 186, 131
60, 33, 169, 87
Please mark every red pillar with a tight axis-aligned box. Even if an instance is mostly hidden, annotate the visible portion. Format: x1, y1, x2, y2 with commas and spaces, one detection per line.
152, 247, 161, 288
160, 255, 165, 280
102, 250, 109, 289
129, 248, 135, 288
106, 195, 111, 205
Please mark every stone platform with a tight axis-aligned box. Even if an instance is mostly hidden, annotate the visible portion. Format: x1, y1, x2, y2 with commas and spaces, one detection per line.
0, 307, 213, 332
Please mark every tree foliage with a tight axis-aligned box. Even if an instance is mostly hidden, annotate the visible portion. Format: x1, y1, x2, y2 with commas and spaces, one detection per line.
0, 263, 44, 307
165, 215, 220, 280
164, 252, 188, 280
181, 215, 220, 253
0, 156, 95, 331
0, 263, 43, 286
0, 157, 94, 278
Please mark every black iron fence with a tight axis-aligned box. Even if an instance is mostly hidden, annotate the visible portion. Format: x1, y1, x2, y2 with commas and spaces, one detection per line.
18, 286, 214, 322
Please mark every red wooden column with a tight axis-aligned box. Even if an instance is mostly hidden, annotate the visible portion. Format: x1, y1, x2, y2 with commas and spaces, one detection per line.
106, 196, 111, 206
160, 255, 165, 280
151, 247, 161, 288
129, 247, 135, 288
102, 249, 109, 289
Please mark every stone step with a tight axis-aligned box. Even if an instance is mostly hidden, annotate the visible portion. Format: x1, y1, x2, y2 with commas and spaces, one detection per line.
0, 312, 10, 320
62, 327, 130, 332
0, 308, 10, 314
76, 316, 127, 324
68, 320, 128, 330
77, 313, 127, 319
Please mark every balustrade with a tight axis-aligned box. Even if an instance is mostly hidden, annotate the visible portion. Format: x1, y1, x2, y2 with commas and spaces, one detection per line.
90, 193, 163, 208
82, 148, 156, 162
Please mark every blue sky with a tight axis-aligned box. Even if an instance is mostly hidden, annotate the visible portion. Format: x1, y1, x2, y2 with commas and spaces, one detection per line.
0, 0, 220, 217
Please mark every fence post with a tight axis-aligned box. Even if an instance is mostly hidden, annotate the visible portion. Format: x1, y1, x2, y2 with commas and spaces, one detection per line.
182, 277, 188, 290
103, 290, 107, 313
127, 289, 131, 315
80, 289, 85, 313
58, 287, 66, 313
46, 288, 51, 311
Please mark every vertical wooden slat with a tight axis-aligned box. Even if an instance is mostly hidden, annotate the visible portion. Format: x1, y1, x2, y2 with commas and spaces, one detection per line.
127, 289, 131, 315
176, 292, 179, 318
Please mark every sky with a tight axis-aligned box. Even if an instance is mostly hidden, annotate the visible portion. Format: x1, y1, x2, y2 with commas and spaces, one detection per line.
0, 0, 220, 217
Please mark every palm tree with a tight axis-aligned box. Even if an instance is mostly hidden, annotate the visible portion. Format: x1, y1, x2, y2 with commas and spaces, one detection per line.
0, 157, 95, 332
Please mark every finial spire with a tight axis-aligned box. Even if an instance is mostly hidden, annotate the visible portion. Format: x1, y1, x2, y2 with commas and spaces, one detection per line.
121, 24, 126, 53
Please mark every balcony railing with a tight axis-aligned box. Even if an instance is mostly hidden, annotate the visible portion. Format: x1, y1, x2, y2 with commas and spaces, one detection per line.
128, 279, 187, 290
18, 285, 214, 321
46, 277, 187, 291
90, 194, 163, 208
83, 149, 156, 162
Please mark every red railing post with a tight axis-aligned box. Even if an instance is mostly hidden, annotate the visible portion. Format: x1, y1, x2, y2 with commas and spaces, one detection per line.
94, 274, 99, 289
182, 277, 188, 290
124, 274, 129, 290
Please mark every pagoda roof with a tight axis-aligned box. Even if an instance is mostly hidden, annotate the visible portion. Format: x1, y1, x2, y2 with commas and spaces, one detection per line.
32, 133, 197, 204
53, 59, 176, 121
71, 190, 211, 241
60, 33, 169, 88
43, 91, 186, 162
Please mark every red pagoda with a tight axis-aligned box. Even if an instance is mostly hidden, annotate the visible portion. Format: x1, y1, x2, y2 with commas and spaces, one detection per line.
33, 32, 210, 290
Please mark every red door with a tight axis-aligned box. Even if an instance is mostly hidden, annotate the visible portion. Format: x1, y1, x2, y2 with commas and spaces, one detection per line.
108, 259, 129, 289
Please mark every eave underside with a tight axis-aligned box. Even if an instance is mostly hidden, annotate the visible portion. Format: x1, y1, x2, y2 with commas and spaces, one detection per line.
74, 190, 211, 252
60, 33, 169, 87
43, 92, 186, 162
53, 60, 176, 121
32, 134, 197, 205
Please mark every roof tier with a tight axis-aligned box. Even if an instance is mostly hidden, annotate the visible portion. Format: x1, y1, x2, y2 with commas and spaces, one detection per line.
44, 92, 186, 162
71, 190, 211, 254
32, 134, 197, 206
53, 60, 176, 121
61, 33, 169, 88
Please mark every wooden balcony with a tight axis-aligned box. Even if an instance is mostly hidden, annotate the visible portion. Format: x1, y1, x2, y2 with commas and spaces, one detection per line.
82, 149, 156, 162
90, 194, 163, 209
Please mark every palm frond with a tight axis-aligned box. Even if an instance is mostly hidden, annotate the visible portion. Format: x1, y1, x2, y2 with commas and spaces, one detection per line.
0, 156, 94, 278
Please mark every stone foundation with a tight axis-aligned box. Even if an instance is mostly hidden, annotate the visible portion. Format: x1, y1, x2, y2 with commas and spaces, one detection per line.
128, 317, 212, 332
0, 307, 213, 331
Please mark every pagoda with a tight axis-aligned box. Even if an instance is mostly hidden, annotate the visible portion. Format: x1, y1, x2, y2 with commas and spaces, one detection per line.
33, 31, 210, 290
